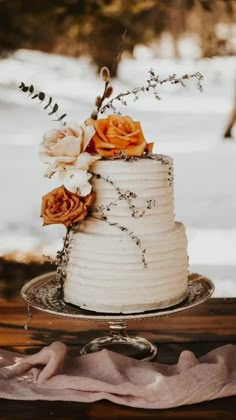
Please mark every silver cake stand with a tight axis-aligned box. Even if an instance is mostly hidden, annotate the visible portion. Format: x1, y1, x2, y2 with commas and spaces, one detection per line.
21, 272, 214, 361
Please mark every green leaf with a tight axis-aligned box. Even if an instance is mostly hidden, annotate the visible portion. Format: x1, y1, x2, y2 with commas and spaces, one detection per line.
38, 91, 45, 101
57, 113, 67, 121
19, 81, 66, 125
44, 96, 52, 110
48, 103, 58, 115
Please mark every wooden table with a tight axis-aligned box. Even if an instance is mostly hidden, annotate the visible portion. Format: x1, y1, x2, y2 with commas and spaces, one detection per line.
0, 297, 236, 419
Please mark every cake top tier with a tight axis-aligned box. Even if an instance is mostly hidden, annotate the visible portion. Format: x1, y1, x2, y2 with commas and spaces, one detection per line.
90, 154, 174, 193
91, 154, 172, 172
82, 153, 175, 238
35, 67, 202, 230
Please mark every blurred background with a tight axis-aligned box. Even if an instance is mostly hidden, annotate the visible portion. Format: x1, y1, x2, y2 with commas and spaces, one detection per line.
0, 0, 236, 299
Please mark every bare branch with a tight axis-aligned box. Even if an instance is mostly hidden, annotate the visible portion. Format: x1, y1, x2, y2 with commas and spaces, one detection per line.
99, 69, 204, 115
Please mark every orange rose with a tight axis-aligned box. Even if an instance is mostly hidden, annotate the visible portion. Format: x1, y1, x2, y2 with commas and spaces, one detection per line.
41, 186, 94, 227
87, 114, 149, 158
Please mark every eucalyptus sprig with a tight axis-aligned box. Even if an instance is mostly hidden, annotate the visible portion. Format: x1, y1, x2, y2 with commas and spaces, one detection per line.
19, 82, 67, 125
99, 69, 204, 115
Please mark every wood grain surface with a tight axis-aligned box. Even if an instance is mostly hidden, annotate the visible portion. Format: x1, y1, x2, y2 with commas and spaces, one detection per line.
0, 296, 236, 419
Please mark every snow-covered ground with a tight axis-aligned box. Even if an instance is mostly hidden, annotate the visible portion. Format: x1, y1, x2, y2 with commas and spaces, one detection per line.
0, 49, 236, 297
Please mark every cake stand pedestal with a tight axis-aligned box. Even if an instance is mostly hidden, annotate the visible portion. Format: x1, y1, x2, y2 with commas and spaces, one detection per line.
80, 320, 158, 360
21, 272, 214, 361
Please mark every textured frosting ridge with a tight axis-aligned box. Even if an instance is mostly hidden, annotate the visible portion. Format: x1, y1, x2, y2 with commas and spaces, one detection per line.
64, 155, 189, 313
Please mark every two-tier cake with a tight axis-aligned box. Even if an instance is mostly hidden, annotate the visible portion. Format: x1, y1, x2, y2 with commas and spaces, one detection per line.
63, 156, 188, 313
39, 68, 189, 314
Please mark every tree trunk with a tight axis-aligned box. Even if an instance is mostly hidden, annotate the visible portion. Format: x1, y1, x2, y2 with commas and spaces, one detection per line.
224, 74, 236, 139
224, 104, 236, 139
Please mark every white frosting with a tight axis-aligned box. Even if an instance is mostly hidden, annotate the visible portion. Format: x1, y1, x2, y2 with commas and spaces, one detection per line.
64, 155, 189, 313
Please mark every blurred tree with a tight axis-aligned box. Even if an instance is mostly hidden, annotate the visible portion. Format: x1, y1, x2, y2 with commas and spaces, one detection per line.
0, 0, 67, 54
0, 0, 236, 75
188, 0, 236, 58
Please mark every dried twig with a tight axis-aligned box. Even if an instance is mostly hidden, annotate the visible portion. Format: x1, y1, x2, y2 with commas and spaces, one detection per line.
99, 69, 204, 115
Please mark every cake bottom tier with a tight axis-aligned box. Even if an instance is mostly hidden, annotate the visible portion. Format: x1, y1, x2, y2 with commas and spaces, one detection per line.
63, 222, 189, 313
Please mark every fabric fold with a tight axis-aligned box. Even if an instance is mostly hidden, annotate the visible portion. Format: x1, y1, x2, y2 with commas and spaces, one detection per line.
0, 342, 236, 408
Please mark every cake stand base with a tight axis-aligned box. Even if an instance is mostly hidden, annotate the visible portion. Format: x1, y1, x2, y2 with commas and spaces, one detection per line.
80, 321, 157, 361
21, 272, 214, 362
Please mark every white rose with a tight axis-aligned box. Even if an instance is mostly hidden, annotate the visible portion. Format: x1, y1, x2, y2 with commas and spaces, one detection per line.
60, 169, 93, 197
39, 122, 100, 177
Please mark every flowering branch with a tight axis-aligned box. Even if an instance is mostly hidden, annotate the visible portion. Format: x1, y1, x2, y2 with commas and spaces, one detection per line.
99, 69, 204, 114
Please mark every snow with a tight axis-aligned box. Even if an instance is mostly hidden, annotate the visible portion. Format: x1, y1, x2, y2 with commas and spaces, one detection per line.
0, 48, 236, 297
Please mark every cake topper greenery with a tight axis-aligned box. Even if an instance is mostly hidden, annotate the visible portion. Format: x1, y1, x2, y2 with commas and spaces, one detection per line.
19, 67, 203, 273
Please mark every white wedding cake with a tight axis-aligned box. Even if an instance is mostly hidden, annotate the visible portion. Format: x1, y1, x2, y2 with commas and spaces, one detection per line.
63, 156, 188, 313
38, 67, 194, 315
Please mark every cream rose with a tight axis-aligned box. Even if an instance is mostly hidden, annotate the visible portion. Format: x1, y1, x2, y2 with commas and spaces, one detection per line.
39, 122, 100, 177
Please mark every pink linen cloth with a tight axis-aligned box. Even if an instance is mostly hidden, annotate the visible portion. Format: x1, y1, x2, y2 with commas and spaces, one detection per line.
0, 341, 236, 408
